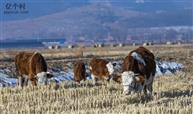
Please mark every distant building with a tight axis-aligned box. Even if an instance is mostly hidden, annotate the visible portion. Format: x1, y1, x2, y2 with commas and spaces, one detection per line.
55, 45, 61, 49
149, 42, 153, 45
93, 43, 104, 48
68, 45, 74, 48
166, 41, 173, 45
110, 43, 116, 47
143, 42, 153, 46
177, 41, 182, 45
48, 45, 61, 49
118, 43, 124, 47
48, 45, 54, 49
98, 43, 103, 47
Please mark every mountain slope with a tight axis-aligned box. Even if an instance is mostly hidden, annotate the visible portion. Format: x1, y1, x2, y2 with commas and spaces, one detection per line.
0, 1, 192, 43
1, 0, 192, 21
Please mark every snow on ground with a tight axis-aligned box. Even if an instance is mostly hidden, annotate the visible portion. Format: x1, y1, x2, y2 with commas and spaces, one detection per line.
156, 61, 183, 76
0, 60, 184, 87
0, 72, 17, 87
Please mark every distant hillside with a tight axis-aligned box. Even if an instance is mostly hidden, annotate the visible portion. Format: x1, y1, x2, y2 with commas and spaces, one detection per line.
0, 0, 192, 43
1, 0, 192, 21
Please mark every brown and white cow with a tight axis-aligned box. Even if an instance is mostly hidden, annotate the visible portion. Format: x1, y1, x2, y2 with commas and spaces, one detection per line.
15, 52, 53, 87
73, 61, 86, 83
89, 57, 116, 85
121, 46, 156, 96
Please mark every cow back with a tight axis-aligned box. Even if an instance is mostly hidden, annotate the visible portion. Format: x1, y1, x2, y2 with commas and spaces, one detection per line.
29, 53, 47, 76
90, 58, 109, 78
15, 52, 34, 76
15, 52, 47, 78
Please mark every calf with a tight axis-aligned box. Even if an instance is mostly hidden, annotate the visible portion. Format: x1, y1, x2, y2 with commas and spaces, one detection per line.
73, 61, 86, 83
121, 46, 156, 96
15, 52, 53, 87
89, 57, 116, 85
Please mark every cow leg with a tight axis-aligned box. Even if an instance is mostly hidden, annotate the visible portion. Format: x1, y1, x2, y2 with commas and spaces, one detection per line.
137, 83, 144, 93
147, 74, 154, 97
146, 84, 152, 96
28, 79, 31, 86
143, 81, 153, 99
105, 76, 111, 82
18, 76, 25, 87
29, 74, 37, 86
136, 84, 144, 98
101, 77, 106, 85
143, 85, 147, 95
91, 74, 97, 85
30, 79, 37, 86
143, 74, 154, 97
23, 75, 29, 86
147, 82, 153, 96
18, 76, 22, 87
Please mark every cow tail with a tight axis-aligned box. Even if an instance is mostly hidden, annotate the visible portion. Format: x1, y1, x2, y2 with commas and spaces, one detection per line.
15, 64, 19, 76
151, 60, 156, 77
15, 55, 20, 76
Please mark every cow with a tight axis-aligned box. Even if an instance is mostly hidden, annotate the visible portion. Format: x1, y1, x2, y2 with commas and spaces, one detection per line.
15, 52, 53, 87
89, 57, 116, 85
73, 61, 86, 83
121, 46, 156, 97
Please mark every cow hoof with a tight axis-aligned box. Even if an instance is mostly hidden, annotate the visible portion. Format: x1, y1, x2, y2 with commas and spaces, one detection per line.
145, 94, 153, 100
123, 91, 130, 95
54, 84, 60, 90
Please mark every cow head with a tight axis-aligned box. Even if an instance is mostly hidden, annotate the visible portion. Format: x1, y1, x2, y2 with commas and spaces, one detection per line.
106, 62, 117, 81
36, 72, 54, 85
106, 62, 115, 75
121, 71, 144, 95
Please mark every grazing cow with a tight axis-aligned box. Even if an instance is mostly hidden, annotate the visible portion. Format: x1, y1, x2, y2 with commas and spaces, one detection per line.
89, 57, 116, 85
121, 46, 156, 96
73, 61, 86, 83
15, 52, 53, 87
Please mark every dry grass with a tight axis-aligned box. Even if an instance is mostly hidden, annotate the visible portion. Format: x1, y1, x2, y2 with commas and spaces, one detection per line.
1, 44, 193, 61
0, 44, 193, 114
0, 71, 192, 114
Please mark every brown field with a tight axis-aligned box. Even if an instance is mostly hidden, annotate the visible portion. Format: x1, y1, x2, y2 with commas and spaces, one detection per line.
0, 44, 193, 114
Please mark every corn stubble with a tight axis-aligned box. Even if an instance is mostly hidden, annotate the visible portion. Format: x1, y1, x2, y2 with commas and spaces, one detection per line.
0, 71, 192, 114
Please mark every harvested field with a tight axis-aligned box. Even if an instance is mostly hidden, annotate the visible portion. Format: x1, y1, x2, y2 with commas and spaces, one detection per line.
0, 44, 193, 114
0, 72, 193, 114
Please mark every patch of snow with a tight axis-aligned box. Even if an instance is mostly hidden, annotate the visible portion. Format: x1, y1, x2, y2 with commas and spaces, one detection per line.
156, 61, 183, 76
0, 73, 17, 87
0, 60, 184, 87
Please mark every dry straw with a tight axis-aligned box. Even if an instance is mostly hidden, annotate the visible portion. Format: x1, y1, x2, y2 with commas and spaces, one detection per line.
0, 71, 192, 114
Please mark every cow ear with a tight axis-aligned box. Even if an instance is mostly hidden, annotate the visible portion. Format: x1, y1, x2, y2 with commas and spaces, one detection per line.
47, 73, 54, 78
112, 63, 116, 66
135, 76, 140, 82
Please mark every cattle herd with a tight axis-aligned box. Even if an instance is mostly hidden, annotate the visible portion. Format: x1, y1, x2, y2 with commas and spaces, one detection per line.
15, 46, 156, 98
